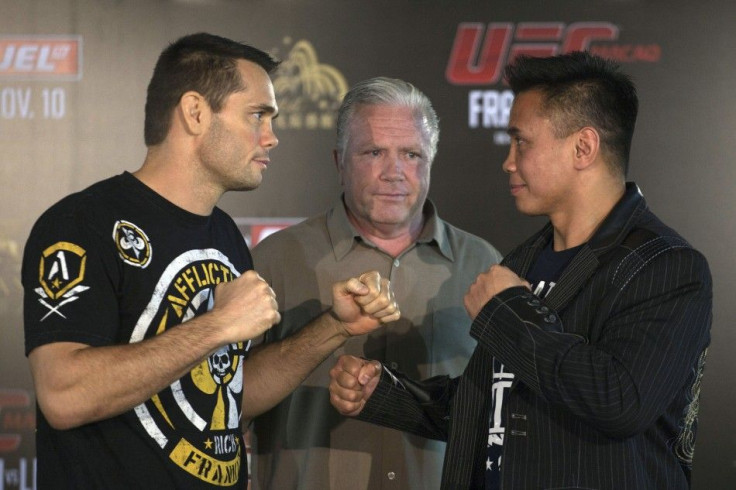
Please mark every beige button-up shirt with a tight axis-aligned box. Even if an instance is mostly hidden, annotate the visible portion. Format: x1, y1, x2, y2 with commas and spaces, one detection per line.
250, 197, 502, 490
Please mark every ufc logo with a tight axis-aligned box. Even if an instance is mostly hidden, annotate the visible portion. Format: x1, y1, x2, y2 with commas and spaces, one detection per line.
446, 22, 619, 85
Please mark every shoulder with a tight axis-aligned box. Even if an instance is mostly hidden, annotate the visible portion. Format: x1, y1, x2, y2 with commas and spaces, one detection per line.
443, 222, 496, 250
210, 207, 244, 236
28, 176, 124, 239
22, 177, 128, 286
252, 213, 328, 260
439, 219, 503, 263
210, 207, 252, 262
609, 209, 711, 289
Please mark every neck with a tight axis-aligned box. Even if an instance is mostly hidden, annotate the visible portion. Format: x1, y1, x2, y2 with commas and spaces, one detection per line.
551, 180, 625, 251
134, 146, 219, 216
345, 208, 425, 258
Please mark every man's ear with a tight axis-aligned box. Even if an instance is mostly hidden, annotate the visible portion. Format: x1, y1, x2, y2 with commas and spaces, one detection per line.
179, 91, 211, 136
333, 149, 345, 186
573, 126, 600, 170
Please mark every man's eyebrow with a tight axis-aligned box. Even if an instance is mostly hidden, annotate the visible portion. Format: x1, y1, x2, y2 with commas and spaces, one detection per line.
507, 126, 520, 136
252, 103, 278, 115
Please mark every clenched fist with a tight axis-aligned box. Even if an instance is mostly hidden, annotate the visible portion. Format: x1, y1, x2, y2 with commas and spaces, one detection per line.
212, 270, 281, 342
331, 270, 401, 336
329, 355, 382, 417
464, 264, 530, 319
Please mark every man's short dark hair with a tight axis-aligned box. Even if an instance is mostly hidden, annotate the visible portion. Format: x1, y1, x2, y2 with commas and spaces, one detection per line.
504, 51, 638, 176
144, 32, 280, 146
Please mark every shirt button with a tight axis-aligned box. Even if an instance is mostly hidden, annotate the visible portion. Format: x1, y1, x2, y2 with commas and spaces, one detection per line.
389, 362, 399, 370
393, 259, 400, 267
387, 472, 396, 480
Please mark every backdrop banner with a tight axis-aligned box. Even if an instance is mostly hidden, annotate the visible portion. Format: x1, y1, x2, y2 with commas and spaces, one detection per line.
1, 1, 734, 488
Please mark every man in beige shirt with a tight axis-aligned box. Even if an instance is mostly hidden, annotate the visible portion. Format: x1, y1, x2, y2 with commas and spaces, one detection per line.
249, 77, 502, 489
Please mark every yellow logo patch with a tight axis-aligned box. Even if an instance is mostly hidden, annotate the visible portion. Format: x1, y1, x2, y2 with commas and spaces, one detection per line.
35, 241, 90, 320
113, 220, 152, 268
39, 241, 86, 300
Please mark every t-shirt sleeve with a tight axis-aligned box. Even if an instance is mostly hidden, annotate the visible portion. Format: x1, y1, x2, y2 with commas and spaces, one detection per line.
22, 205, 121, 355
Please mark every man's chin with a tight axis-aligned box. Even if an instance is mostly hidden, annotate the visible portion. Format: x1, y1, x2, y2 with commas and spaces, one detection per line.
229, 179, 262, 193
514, 200, 544, 217
369, 210, 423, 228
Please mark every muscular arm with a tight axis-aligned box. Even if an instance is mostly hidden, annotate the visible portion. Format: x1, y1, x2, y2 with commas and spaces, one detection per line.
241, 311, 352, 420
31, 327, 225, 430
241, 271, 399, 421
29, 270, 280, 430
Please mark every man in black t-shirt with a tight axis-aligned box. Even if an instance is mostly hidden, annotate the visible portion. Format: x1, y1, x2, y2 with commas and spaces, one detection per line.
329, 52, 712, 489
23, 33, 400, 489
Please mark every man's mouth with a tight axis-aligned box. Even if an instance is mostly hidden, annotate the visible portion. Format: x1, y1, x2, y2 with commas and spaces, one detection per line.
509, 183, 526, 195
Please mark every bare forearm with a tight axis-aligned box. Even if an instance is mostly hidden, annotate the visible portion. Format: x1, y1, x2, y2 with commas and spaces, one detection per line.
241, 270, 400, 421
31, 314, 229, 430
242, 311, 348, 420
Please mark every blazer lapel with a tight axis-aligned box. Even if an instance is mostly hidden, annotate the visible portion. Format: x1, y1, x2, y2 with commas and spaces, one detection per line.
543, 245, 599, 314
532, 183, 648, 333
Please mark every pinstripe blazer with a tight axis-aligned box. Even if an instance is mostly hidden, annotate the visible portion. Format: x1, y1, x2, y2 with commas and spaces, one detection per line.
358, 183, 712, 489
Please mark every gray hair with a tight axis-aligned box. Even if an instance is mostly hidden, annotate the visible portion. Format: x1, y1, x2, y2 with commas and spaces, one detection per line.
335, 77, 440, 164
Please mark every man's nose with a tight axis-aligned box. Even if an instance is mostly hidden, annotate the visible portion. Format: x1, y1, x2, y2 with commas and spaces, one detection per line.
380, 154, 405, 180
262, 122, 279, 149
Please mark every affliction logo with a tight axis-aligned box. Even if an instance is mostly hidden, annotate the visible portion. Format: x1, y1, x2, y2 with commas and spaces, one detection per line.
271, 38, 348, 130
445, 22, 662, 143
131, 249, 247, 485
34, 241, 89, 320
113, 220, 152, 268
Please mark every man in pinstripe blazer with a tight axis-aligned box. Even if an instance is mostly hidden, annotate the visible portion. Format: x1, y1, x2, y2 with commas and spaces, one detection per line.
328, 51, 712, 489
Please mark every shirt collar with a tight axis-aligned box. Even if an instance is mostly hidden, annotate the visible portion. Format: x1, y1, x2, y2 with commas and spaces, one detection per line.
326, 195, 454, 262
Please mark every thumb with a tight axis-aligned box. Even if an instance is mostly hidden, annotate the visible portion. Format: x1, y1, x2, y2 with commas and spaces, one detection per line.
358, 360, 382, 386
339, 277, 370, 298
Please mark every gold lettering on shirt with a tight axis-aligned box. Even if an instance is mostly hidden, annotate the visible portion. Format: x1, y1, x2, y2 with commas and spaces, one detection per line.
170, 437, 241, 485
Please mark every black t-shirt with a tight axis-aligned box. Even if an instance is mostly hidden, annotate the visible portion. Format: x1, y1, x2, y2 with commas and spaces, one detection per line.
485, 240, 582, 489
22, 172, 252, 489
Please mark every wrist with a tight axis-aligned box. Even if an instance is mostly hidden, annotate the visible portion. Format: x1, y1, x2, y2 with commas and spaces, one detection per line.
185, 309, 234, 351
327, 309, 352, 341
